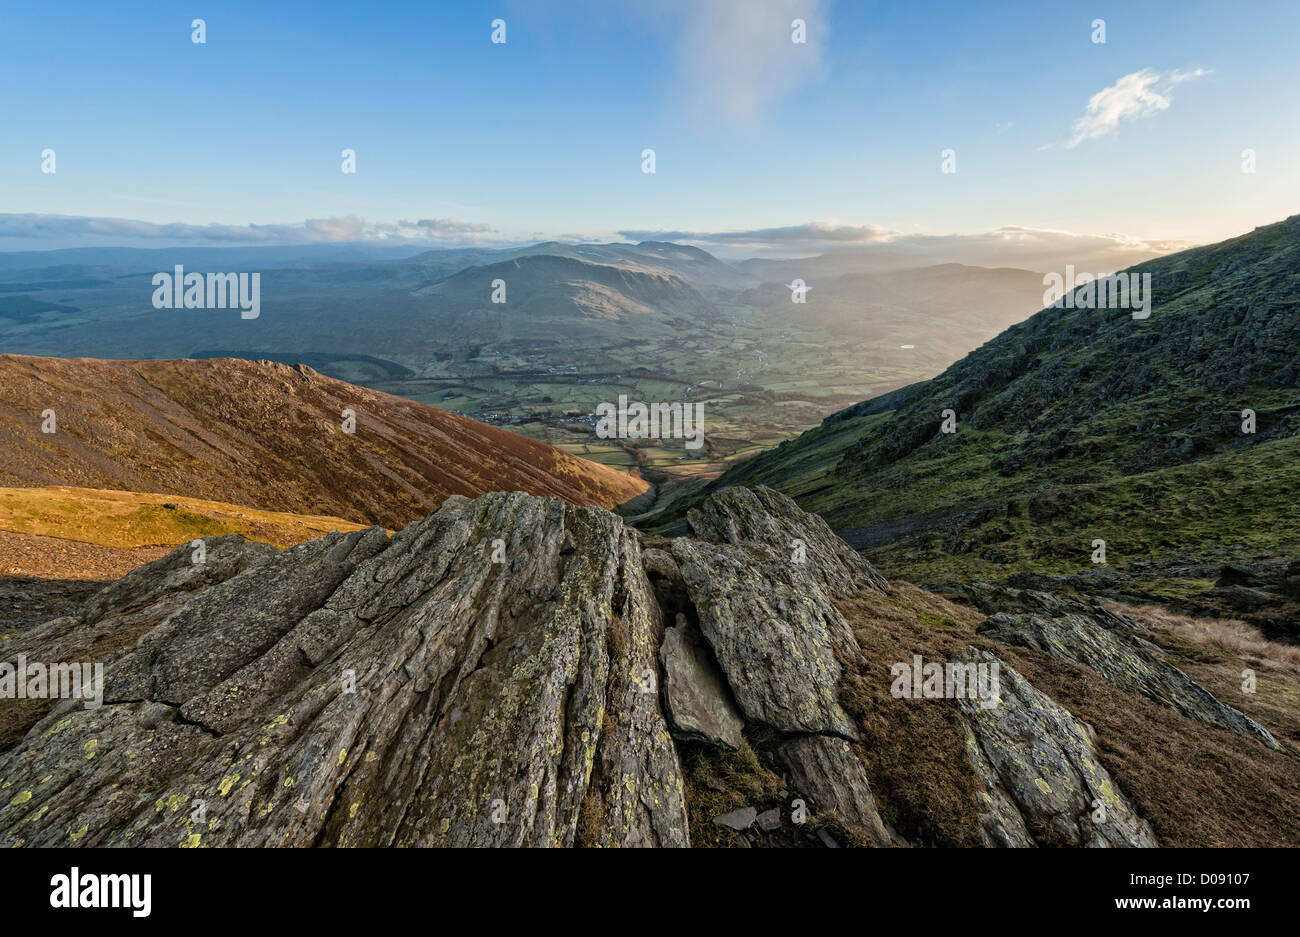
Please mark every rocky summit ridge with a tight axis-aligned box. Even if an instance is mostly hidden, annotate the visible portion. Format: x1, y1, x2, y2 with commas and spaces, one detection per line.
1, 486, 1292, 848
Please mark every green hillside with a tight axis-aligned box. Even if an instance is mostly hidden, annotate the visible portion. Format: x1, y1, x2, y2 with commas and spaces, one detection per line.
642, 215, 1300, 596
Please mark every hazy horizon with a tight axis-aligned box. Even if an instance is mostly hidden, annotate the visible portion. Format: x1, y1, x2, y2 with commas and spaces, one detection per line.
4, 0, 1298, 264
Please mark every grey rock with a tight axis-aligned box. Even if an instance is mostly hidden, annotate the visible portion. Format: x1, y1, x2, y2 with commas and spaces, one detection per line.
0, 493, 689, 848
713, 806, 757, 830
965, 581, 1148, 636
955, 648, 1158, 848
775, 735, 890, 846
686, 486, 888, 597
1210, 584, 1277, 610
978, 605, 1278, 749
673, 536, 859, 738
0, 535, 277, 750
0, 485, 1216, 850
659, 623, 744, 749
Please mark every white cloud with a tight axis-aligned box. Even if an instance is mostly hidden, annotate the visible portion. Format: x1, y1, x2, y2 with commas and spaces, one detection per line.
0, 213, 1194, 272
619, 221, 896, 252
654, 0, 827, 127
0, 213, 494, 245
1065, 68, 1210, 148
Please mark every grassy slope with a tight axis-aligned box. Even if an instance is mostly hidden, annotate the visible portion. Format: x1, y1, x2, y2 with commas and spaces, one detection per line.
0, 486, 370, 550
0, 486, 374, 582
642, 216, 1300, 593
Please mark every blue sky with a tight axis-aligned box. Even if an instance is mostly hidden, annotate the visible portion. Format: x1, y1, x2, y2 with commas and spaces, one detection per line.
1, 0, 1297, 256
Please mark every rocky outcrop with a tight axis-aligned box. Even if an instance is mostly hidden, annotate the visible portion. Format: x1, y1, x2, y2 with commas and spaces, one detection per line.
1, 494, 687, 847
0, 535, 277, 751
956, 648, 1157, 848
674, 487, 885, 740
686, 486, 888, 597
9, 485, 1272, 848
971, 587, 1278, 749
963, 582, 1149, 636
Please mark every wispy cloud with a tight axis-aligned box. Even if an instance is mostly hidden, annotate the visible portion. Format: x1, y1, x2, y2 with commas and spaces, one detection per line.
651, 0, 827, 127
0, 213, 1195, 272
1062, 68, 1210, 149
0, 213, 494, 245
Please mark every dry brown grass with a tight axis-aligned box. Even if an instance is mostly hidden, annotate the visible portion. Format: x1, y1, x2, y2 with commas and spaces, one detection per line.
836, 585, 989, 846
0, 355, 648, 529
1108, 601, 1300, 755
1110, 601, 1300, 671
1001, 645, 1300, 847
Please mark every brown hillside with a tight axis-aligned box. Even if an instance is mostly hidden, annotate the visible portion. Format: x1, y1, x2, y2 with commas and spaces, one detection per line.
0, 355, 647, 528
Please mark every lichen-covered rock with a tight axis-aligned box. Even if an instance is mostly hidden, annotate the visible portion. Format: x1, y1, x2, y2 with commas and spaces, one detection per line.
0, 486, 1216, 849
955, 648, 1158, 848
673, 487, 893, 844
964, 582, 1148, 636
977, 608, 1278, 749
686, 486, 888, 597
673, 536, 860, 738
0, 535, 278, 751
0, 493, 689, 848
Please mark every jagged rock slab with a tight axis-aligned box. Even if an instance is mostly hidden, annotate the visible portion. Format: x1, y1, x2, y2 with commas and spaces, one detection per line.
659, 620, 744, 750
964, 582, 1149, 636
977, 609, 1278, 749
2, 485, 1230, 850
669, 487, 886, 739
0, 536, 278, 751
955, 648, 1157, 848
775, 735, 890, 846
0, 493, 689, 848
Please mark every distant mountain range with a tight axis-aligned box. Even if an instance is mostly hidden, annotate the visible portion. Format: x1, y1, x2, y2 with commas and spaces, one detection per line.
0, 238, 1060, 482
0, 237, 1047, 375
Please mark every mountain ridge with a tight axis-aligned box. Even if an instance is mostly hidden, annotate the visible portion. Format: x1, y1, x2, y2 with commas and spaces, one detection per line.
0, 354, 646, 529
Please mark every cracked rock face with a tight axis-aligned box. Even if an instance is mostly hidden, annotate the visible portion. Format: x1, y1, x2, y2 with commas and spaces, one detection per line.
1, 493, 688, 847
672, 487, 886, 740
0, 484, 1217, 849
